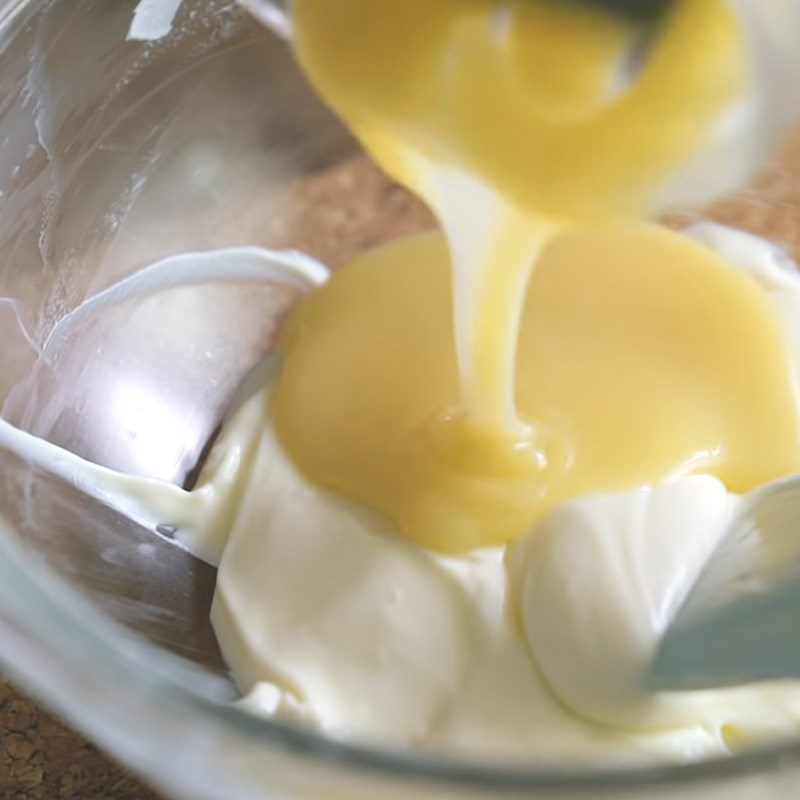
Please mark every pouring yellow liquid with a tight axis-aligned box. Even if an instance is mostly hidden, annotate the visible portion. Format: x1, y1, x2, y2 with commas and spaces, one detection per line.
273, 0, 800, 551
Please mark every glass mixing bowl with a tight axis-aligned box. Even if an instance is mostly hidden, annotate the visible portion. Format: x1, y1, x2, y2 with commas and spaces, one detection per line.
3, 1, 800, 798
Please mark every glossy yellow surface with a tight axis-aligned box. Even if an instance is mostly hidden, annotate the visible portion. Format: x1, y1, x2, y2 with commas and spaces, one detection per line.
292, 0, 744, 220
274, 0, 800, 551
275, 229, 800, 551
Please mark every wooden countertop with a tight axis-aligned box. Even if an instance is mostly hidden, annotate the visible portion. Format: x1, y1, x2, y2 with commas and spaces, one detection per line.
0, 678, 162, 800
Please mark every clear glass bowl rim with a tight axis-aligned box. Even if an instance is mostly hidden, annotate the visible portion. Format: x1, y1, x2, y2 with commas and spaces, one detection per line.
1, 0, 800, 795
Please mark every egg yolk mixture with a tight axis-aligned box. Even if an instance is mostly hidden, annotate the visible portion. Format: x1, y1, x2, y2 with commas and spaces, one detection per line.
273, 0, 800, 552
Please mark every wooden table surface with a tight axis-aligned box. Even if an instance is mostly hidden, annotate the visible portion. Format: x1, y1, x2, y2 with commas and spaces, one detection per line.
0, 678, 162, 800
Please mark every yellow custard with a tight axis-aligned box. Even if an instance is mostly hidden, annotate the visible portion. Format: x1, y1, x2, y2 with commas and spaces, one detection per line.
274, 228, 800, 551
274, 0, 800, 551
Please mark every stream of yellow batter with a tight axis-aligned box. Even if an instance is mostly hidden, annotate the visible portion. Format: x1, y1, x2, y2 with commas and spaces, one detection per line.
273, 0, 800, 551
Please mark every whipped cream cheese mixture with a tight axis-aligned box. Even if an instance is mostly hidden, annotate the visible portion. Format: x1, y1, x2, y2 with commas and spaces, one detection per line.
3, 225, 800, 765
